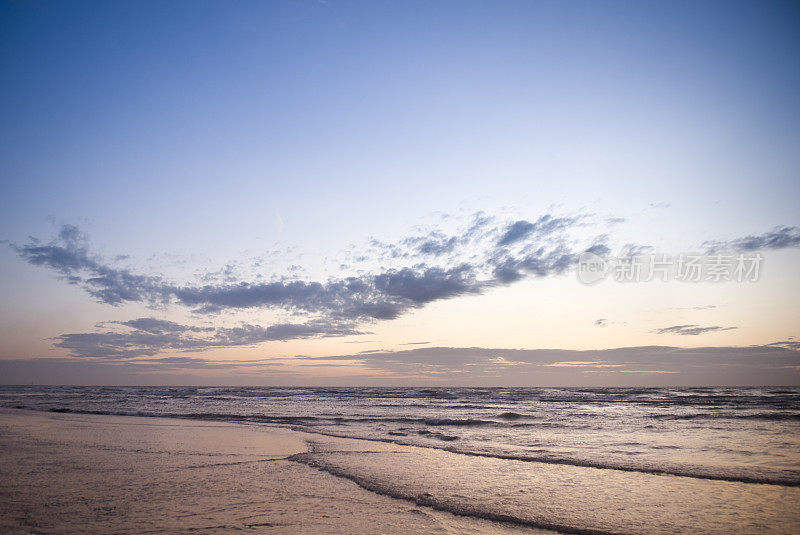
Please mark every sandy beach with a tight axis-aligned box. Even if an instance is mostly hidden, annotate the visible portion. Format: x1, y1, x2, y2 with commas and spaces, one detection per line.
3, 406, 799, 534
0, 408, 544, 534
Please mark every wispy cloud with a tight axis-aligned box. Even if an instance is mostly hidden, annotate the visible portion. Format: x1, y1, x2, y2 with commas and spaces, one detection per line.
55, 317, 363, 359
655, 325, 737, 336
703, 226, 800, 254
619, 370, 680, 374
546, 361, 622, 368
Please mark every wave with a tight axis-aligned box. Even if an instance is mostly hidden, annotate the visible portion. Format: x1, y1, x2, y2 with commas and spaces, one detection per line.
40, 407, 511, 428
6, 386, 799, 418
416, 430, 460, 441
420, 417, 495, 426
650, 412, 800, 421
439, 450, 800, 487
40, 407, 324, 424
291, 452, 618, 535
291, 425, 800, 487
37, 406, 529, 428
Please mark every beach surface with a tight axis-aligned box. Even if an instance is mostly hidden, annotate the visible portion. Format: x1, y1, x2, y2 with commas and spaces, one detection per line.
2, 406, 799, 534
0, 408, 545, 534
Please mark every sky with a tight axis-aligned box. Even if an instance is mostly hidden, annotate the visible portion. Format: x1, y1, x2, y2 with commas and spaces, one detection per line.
1, 0, 799, 386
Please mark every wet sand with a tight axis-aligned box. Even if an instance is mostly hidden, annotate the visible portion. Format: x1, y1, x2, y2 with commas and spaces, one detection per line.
0, 409, 544, 534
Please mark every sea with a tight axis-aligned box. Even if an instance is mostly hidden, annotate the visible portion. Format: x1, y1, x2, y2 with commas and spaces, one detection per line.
2, 385, 799, 533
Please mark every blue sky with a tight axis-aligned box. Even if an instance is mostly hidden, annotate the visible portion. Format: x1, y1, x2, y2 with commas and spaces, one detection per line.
1, 1, 799, 385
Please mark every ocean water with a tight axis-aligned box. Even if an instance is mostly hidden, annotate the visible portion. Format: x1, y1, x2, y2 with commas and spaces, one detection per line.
2, 385, 799, 533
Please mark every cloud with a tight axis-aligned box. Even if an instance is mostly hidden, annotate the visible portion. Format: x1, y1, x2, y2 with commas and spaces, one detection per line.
372, 264, 482, 304
55, 317, 364, 359
767, 338, 800, 351
113, 317, 213, 334
11, 225, 168, 305
497, 215, 578, 247
292, 344, 800, 386
618, 243, 653, 258
595, 318, 607, 327
125, 356, 287, 371
0, 357, 298, 386
703, 226, 800, 254
619, 370, 679, 374
8, 215, 799, 358
489, 243, 577, 284
654, 325, 737, 336
546, 361, 622, 367
404, 233, 459, 257
20, 218, 797, 326
9, 213, 592, 325
2, 343, 798, 386
497, 220, 536, 246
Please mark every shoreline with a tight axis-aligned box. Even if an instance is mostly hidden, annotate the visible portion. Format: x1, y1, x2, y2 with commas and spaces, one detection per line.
0, 408, 548, 535
11, 403, 798, 487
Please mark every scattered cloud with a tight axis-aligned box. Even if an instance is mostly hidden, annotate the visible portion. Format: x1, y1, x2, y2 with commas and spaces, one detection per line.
703, 226, 800, 254
55, 317, 364, 359
497, 220, 537, 246
9, 213, 597, 337
618, 243, 653, 258
497, 215, 579, 247
655, 325, 737, 336
594, 318, 627, 328
6, 216, 800, 361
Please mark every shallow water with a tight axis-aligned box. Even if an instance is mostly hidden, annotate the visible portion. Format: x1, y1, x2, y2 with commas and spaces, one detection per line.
3, 386, 798, 485
296, 435, 800, 535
